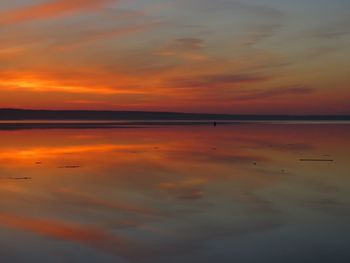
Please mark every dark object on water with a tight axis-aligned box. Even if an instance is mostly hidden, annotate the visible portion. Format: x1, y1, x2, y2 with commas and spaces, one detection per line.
253, 162, 257, 165
59, 165, 81, 169
299, 159, 334, 162
35, 162, 42, 164
8, 177, 32, 180
214, 122, 217, 127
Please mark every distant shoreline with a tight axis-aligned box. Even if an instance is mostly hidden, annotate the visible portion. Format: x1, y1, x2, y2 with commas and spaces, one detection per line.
0, 120, 349, 130
0, 109, 349, 121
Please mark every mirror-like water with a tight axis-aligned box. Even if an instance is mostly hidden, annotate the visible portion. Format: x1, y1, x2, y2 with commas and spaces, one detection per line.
0, 123, 349, 263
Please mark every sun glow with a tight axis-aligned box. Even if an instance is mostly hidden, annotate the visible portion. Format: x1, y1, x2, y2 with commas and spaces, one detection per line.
1, 77, 142, 95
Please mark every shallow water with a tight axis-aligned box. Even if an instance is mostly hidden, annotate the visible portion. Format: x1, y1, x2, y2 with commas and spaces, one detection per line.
0, 123, 349, 263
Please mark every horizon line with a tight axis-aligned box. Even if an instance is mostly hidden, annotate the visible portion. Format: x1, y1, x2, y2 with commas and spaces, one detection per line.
1, 108, 350, 117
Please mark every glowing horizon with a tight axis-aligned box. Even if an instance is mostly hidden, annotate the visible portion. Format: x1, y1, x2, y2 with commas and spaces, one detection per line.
1, 0, 349, 114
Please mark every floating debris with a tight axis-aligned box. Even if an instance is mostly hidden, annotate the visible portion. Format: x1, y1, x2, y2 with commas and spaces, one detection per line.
299, 159, 334, 162
7, 177, 32, 180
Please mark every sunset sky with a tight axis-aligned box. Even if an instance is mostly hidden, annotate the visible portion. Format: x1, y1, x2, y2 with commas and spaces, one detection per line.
0, 0, 349, 114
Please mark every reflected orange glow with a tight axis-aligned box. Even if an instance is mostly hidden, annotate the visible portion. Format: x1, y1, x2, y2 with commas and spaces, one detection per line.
0, 124, 349, 261
0, 144, 147, 159
0, 212, 144, 260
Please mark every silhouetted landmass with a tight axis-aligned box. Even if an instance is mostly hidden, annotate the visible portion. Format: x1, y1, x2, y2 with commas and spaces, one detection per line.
0, 109, 349, 121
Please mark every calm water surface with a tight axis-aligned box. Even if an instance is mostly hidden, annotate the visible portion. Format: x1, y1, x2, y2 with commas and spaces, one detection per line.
0, 123, 349, 263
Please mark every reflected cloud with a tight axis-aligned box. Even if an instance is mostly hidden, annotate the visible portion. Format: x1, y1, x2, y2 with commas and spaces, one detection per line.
0, 143, 151, 163
164, 149, 268, 164
157, 178, 208, 200
54, 188, 160, 216
0, 125, 349, 262
0, 212, 150, 261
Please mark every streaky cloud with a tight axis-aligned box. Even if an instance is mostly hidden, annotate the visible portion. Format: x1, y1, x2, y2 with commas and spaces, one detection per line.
0, 0, 116, 25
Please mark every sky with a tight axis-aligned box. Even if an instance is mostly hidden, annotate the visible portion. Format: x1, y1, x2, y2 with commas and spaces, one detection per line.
0, 0, 349, 114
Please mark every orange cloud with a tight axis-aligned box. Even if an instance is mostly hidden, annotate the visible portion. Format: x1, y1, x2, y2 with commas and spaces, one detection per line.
158, 38, 208, 61
54, 22, 162, 51
0, 71, 149, 95
0, 0, 115, 25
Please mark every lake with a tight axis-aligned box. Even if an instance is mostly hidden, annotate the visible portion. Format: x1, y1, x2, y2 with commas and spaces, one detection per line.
0, 122, 349, 263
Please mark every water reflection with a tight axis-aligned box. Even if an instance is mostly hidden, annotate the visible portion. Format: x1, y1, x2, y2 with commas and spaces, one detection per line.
0, 124, 349, 262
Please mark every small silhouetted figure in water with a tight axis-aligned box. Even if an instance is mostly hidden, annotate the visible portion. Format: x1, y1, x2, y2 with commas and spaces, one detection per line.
214, 121, 217, 127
